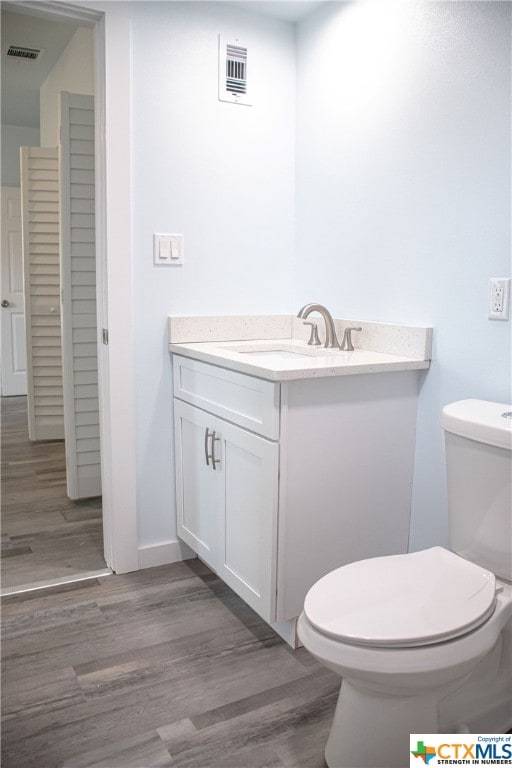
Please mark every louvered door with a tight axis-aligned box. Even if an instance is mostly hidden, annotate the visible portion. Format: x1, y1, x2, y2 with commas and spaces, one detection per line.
60, 92, 101, 500
20, 147, 64, 440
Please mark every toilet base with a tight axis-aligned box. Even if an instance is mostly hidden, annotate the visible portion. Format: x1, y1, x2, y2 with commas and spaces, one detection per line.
321, 626, 512, 768
324, 679, 438, 768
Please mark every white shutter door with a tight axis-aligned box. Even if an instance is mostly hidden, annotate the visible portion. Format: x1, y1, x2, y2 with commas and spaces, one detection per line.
20, 147, 64, 440
60, 92, 101, 500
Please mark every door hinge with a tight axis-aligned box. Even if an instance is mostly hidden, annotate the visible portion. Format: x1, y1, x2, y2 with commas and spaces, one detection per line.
102, 328, 109, 345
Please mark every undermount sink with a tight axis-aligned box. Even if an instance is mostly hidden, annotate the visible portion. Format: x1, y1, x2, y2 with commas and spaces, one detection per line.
221, 343, 332, 359
236, 349, 314, 360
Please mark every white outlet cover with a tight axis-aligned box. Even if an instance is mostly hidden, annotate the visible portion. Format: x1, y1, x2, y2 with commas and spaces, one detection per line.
489, 277, 511, 320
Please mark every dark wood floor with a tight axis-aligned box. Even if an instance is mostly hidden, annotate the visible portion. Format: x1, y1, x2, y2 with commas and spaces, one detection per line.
1, 396, 106, 591
1, 559, 337, 768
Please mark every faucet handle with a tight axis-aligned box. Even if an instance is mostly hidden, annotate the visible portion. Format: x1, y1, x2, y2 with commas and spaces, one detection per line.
340, 326, 362, 352
303, 321, 321, 346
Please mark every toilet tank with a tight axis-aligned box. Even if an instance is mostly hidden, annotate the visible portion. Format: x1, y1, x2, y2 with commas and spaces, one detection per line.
442, 399, 512, 581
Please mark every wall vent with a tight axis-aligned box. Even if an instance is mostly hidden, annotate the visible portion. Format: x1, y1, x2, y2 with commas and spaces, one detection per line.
226, 44, 247, 95
218, 36, 251, 106
6, 45, 42, 60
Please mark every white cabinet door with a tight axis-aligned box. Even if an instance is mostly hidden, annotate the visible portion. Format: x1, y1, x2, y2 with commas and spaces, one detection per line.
174, 397, 279, 621
216, 419, 279, 622
174, 399, 218, 570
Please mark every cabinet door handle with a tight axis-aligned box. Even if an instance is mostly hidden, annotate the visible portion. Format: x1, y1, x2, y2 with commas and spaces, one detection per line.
204, 428, 220, 468
211, 430, 220, 470
204, 427, 212, 466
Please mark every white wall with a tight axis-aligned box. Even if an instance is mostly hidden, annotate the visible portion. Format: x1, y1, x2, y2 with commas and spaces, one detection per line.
54, 1, 508, 568
131, 2, 296, 549
1, 125, 40, 186
40, 27, 95, 146
295, 2, 511, 550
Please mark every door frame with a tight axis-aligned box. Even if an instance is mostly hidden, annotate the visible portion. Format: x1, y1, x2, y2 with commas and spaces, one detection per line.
7, 0, 138, 572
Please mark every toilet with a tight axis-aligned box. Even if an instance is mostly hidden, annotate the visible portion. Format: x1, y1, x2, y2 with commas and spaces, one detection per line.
297, 399, 512, 768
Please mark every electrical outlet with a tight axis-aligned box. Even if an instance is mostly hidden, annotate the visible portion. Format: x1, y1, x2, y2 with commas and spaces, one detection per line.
489, 278, 511, 320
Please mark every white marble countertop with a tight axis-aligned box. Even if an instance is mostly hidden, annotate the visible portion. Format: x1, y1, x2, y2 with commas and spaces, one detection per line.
167, 314, 432, 382
168, 337, 431, 382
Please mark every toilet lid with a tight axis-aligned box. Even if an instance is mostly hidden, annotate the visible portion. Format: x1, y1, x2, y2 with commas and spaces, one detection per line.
303, 547, 497, 648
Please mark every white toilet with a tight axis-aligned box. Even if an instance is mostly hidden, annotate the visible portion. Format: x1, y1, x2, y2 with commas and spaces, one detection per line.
297, 399, 512, 768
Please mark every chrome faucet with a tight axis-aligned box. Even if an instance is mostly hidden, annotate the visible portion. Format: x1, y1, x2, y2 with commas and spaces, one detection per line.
297, 303, 340, 348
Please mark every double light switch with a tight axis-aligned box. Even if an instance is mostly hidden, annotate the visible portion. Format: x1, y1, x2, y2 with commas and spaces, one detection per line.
154, 233, 184, 266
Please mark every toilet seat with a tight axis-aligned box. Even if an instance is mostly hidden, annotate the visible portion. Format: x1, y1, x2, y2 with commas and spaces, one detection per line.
303, 547, 497, 648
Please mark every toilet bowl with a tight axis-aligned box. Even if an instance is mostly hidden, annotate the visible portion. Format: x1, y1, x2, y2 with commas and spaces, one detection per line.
298, 548, 512, 768
297, 400, 512, 768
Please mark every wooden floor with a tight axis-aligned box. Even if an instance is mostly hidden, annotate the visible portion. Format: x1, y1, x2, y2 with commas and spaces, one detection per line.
1, 559, 338, 768
1, 396, 106, 591
1, 396, 338, 766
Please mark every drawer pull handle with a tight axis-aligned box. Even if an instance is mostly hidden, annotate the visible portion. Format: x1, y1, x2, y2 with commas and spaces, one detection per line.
204, 428, 221, 469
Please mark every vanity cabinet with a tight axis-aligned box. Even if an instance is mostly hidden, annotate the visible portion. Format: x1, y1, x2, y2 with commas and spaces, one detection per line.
173, 353, 422, 632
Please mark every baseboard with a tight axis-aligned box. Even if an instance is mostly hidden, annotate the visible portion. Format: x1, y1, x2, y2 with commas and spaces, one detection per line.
271, 617, 302, 649
138, 539, 196, 569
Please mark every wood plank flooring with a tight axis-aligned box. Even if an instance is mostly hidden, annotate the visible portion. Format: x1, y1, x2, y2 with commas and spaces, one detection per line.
1, 396, 106, 591
1, 559, 338, 768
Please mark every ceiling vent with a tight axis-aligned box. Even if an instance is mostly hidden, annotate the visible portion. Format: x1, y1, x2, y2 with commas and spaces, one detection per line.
218, 35, 251, 106
6, 45, 43, 61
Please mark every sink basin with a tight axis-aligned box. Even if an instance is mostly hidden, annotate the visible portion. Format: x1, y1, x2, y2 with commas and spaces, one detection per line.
236, 349, 315, 360
221, 343, 325, 360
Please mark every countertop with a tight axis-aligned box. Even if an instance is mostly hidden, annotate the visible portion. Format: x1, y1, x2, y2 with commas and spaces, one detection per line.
168, 338, 431, 382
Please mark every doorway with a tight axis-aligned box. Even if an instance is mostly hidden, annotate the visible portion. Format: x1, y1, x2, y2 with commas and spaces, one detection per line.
1, 0, 139, 580
1, 8, 109, 592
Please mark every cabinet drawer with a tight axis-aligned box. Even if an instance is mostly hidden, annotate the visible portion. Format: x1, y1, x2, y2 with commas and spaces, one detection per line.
173, 355, 280, 439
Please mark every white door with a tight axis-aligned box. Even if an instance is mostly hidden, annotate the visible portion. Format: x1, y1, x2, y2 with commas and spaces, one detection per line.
1, 187, 27, 396
60, 92, 101, 500
217, 419, 279, 622
20, 147, 65, 440
174, 399, 218, 570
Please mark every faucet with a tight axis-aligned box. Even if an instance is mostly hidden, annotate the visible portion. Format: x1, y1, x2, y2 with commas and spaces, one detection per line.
340, 326, 362, 352
297, 303, 340, 348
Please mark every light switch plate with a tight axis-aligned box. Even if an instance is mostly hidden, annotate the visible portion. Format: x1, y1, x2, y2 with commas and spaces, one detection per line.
153, 233, 184, 266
